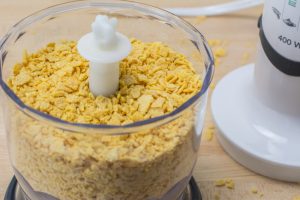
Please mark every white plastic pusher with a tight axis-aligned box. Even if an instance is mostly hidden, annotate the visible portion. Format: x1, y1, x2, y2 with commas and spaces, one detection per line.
211, 0, 300, 182
77, 15, 131, 97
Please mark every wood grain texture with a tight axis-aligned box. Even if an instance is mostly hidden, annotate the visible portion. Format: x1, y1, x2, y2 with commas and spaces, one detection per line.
0, 1, 299, 199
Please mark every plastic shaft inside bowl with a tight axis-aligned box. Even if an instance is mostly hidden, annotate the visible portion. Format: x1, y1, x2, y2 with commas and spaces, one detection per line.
77, 15, 131, 97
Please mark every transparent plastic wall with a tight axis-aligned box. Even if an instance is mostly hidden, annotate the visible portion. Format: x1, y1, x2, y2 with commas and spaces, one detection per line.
0, 1, 214, 200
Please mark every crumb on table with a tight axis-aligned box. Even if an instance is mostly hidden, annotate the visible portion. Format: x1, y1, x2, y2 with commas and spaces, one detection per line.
215, 178, 235, 189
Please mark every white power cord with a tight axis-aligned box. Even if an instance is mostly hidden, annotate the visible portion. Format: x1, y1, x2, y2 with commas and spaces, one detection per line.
166, 0, 264, 17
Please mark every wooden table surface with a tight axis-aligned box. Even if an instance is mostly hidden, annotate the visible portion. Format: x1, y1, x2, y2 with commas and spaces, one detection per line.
0, 1, 300, 200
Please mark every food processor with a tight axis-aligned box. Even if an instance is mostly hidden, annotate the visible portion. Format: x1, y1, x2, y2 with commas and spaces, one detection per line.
211, 0, 300, 181
0, 1, 214, 200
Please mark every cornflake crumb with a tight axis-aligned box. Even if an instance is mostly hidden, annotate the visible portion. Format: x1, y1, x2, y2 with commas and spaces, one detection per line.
203, 128, 214, 141
208, 124, 215, 129
214, 193, 221, 200
225, 179, 235, 189
215, 179, 226, 187
210, 82, 216, 90
195, 16, 207, 24
208, 39, 227, 67
214, 47, 227, 57
209, 39, 222, 47
250, 187, 264, 197
215, 178, 235, 189
251, 187, 258, 194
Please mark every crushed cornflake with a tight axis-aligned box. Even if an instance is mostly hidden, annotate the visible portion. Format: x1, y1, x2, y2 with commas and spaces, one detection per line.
195, 16, 207, 24
250, 187, 264, 198
215, 178, 235, 189
9, 39, 203, 200
208, 39, 228, 67
210, 82, 216, 90
203, 125, 215, 141
215, 179, 226, 187
9, 39, 201, 125
208, 39, 222, 47
214, 47, 227, 57
214, 193, 221, 200
251, 187, 258, 194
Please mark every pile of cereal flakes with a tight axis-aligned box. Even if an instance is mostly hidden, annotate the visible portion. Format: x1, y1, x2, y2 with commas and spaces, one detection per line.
9, 39, 201, 125
8, 39, 202, 200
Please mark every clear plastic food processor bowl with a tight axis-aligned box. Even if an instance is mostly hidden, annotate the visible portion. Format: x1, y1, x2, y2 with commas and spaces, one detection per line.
0, 1, 214, 200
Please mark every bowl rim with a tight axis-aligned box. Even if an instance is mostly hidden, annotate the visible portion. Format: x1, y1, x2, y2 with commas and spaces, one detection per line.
0, 0, 214, 133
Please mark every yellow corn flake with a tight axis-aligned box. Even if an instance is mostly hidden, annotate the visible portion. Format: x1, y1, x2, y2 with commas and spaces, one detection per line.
203, 129, 214, 141
137, 74, 148, 83
214, 58, 221, 67
208, 124, 215, 129
38, 101, 50, 112
251, 187, 258, 194
214, 47, 227, 57
13, 70, 31, 86
108, 112, 122, 125
148, 108, 164, 118
215, 179, 226, 187
151, 97, 165, 108
208, 39, 222, 47
203, 125, 215, 141
225, 179, 235, 189
195, 16, 207, 24
123, 75, 136, 86
208, 39, 228, 67
137, 94, 154, 115
251, 188, 264, 198
64, 77, 80, 91
215, 178, 235, 189
130, 87, 141, 99
210, 82, 216, 90
13, 63, 23, 75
